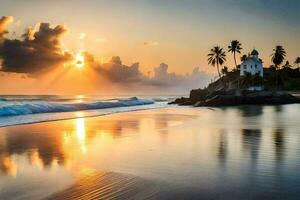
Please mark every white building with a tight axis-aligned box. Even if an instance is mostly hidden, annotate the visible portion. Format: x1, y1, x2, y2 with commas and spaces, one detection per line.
240, 49, 263, 77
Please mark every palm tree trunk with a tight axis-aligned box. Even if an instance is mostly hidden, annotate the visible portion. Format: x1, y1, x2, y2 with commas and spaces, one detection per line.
217, 62, 226, 89
234, 52, 240, 90
217, 62, 221, 80
234, 51, 237, 70
278, 66, 284, 89
275, 65, 279, 90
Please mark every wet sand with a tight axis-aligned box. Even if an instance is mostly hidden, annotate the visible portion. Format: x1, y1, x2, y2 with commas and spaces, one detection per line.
46, 171, 162, 200
1, 105, 300, 200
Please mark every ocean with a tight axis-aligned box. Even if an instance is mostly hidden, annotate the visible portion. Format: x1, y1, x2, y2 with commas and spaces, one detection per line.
0, 95, 175, 127
0, 95, 300, 199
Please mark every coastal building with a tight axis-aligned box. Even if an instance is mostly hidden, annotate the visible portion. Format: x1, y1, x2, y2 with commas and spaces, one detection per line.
240, 49, 263, 77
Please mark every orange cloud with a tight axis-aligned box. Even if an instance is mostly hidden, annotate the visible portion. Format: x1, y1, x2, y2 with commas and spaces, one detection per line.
143, 41, 159, 46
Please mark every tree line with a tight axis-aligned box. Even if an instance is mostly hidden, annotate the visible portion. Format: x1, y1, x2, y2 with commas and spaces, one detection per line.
207, 41, 300, 89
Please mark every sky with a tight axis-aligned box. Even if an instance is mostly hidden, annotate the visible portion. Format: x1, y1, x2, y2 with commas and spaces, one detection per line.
0, 0, 299, 94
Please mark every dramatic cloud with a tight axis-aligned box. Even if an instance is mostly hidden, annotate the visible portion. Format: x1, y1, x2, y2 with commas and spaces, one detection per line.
0, 19, 73, 74
92, 56, 145, 83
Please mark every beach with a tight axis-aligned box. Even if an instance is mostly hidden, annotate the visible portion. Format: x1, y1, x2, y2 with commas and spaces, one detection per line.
1, 105, 300, 199
1, 0, 299, 199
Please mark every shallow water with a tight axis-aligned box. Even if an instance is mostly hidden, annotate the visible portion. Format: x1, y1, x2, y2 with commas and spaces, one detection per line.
0, 104, 300, 199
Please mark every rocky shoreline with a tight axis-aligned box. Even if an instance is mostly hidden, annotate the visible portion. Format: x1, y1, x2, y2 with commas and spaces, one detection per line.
170, 89, 300, 107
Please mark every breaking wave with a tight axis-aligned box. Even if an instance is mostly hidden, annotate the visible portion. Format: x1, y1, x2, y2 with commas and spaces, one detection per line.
0, 97, 154, 117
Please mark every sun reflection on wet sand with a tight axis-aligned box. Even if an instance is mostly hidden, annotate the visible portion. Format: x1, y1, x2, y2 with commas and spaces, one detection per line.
0, 156, 17, 177
75, 117, 87, 154
30, 150, 44, 170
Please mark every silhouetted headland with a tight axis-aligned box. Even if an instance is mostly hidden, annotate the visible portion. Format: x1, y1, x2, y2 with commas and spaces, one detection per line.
171, 42, 300, 107
170, 89, 300, 107
170, 67, 300, 107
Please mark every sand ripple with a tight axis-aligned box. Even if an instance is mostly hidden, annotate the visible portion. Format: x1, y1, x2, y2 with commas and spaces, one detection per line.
45, 172, 160, 200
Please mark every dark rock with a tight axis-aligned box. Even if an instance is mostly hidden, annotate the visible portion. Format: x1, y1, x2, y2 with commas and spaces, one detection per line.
189, 89, 208, 102
195, 95, 243, 107
171, 90, 300, 107
168, 97, 189, 105
179, 100, 194, 105
273, 92, 300, 104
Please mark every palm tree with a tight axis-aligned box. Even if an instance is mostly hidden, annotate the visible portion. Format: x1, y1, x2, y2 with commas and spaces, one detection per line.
240, 54, 248, 62
294, 57, 300, 67
228, 40, 242, 70
271, 45, 286, 89
283, 61, 290, 68
271, 45, 286, 68
207, 46, 226, 80
221, 66, 228, 76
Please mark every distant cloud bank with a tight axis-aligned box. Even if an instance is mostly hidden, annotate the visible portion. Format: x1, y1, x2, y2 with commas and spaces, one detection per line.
144, 41, 159, 46
85, 54, 212, 90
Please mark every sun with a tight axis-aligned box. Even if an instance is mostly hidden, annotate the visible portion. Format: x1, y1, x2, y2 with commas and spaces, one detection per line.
75, 53, 85, 68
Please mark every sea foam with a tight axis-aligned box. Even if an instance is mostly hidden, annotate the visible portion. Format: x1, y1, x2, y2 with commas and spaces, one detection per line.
0, 97, 154, 117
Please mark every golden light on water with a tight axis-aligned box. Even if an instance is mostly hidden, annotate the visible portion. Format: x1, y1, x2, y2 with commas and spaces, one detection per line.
76, 117, 87, 154
75, 95, 85, 103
